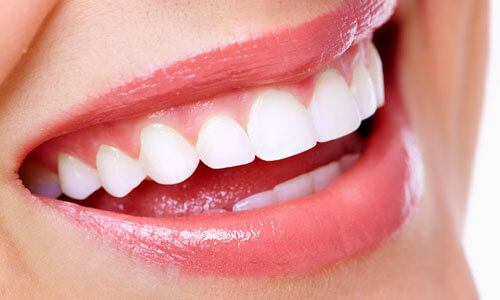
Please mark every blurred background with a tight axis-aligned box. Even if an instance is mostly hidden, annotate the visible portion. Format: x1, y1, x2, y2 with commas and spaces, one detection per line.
464, 1, 500, 299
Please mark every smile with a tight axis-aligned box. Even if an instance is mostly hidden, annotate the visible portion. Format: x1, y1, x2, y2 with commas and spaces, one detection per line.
17, 0, 423, 277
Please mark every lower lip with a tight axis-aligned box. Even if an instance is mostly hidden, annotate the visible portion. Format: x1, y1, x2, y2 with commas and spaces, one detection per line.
44, 82, 423, 277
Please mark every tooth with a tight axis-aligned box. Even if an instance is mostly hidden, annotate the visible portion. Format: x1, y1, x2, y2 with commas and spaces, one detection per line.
339, 153, 360, 172
232, 190, 276, 211
247, 89, 316, 161
311, 161, 342, 192
140, 124, 199, 184
58, 154, 100, 200
367, 43, 385, 107
196, 115, 255, 169
308, 69, 362, 142
20, 161, 62, 198
273, 173, 314, 202
96, 145, 146, 197
351, 60, 377, 119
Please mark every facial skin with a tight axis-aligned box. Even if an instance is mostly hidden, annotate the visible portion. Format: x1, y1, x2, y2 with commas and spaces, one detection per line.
0, 0, 488, 298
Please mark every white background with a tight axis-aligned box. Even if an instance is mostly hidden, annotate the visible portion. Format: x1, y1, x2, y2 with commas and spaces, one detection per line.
464, 1, 500, 299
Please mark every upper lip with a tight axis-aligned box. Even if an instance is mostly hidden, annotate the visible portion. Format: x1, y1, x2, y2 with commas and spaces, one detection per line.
17, 0, 396, 166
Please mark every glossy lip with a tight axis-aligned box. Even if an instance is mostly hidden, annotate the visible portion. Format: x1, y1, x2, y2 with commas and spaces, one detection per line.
21, 0, 422, 277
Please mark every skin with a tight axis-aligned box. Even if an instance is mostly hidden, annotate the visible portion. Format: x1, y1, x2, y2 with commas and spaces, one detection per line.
0, 0, 488, 299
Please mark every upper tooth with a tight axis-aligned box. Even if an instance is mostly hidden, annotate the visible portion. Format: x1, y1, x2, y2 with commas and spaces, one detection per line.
273, 173, 314, 202
58, 154, 100, 200
367, 44, 385, 107
351, 60, 377, 119
308, 69, 362, 142
140, 123, 199, 184
96, 145, 146, 197
310, 161, 341, 192
247, 89, 316, 161
232, 190, 276, 211
20, 161, 62, 198
196, 115, 255, 169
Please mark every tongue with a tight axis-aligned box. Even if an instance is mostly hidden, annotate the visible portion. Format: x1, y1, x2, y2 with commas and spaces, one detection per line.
70, 132, 362, 217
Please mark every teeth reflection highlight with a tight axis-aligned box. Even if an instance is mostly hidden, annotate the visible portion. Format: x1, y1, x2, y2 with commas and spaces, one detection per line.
351, 60, 377, 120
96, 145, 146, 198
247, 89, 316, 161
140, 124, 199, 185
58, 154, 100, 200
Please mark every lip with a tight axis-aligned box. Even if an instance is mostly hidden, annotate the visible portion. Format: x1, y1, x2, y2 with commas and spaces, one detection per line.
20, 0, 423, 277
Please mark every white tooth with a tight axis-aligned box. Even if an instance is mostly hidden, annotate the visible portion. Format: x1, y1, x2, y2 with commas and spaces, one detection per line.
232, 190, 276, 211
20, 161, 62, 198
351, 60, 377, 120
247, 89, 316, 161
311, 161, 342, 192
140, 124, 199, 184
58, 154, 100, 200
96, 145, 146, 197
308, 69, 362, 142
273, 173, 314, 202
367, 43, 385, 107
339, 153, 360, 172
196, 115, 255, 169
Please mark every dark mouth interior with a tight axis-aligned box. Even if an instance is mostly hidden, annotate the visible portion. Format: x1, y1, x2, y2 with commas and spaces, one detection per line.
19, 20, 397, 218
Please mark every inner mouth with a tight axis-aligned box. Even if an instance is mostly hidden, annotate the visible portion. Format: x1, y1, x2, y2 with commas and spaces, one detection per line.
19, 38, 384, 218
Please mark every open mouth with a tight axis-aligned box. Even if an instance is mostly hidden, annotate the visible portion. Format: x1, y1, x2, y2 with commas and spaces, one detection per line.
17, 0, 423, 277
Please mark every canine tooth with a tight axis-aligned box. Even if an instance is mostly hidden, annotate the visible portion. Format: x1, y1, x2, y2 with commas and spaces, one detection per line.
311, 161, 342, 192
247, 89, 316, 161
140, 124, 199, 184
308, 69, 362, 142
232, 190, 276, 211
273, 173, 314, 202
339, 153, 360, 172
351, 60, 377, 119
367, 43, 385, 107
96, 145, 146, 197
58, 154, 100, 200
197, 115, 255, 169
20, 162, 62, 198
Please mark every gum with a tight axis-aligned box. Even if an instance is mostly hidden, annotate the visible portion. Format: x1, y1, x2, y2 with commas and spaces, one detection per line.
27, 41, 370, 171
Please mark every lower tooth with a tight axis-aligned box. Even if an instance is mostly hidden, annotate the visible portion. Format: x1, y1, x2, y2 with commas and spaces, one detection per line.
19, 161, 62, 198
232, 190, 276, 211
311, 161, 341, 192
339, 153, 360, 172
273, 173, 314, 202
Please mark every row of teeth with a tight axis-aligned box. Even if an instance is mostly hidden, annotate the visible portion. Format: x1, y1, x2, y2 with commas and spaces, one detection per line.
210, 153, 359, 213
24, 44, 384, 200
